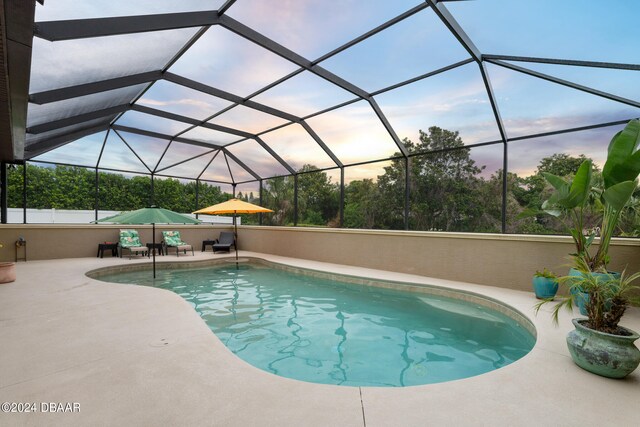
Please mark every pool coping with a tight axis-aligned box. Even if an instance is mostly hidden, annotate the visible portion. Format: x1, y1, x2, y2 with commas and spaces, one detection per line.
1, 251, 639, 426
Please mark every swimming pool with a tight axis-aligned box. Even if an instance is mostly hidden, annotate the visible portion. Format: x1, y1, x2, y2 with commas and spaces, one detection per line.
96, 261, 535, 387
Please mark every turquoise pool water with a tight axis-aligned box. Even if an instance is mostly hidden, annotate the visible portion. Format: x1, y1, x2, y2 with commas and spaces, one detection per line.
98, 263, 535, 387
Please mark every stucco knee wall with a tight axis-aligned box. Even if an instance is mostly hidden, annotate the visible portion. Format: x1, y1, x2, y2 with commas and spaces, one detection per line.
237, 226, 640, 292
1, 224, 638, 292
0, 225, 233, 261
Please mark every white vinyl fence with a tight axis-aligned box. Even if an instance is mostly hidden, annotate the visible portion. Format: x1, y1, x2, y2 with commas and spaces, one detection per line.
7, 208, 238, 225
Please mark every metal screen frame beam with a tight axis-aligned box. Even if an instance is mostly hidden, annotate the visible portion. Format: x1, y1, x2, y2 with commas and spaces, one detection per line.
112, 129, 152, 173
29, 71, 162, 104
370, 58, 475, 97
111, 124, 219, 150
487, 59, 640, 109
299, 121, 343, 168
155, 148, 217, 174
404, 157, 410, 230
293, 174, 298, 226
0, 162, 6, 223
478, 62, 507, 142
35, 11, 221, 41
482, 54, 640, 71
222, 148, 260, 181
163, 73, 300, 122
22, 161, 26, 223
425, 0, 480, 61
254, 136, 295, 175
130, 104, 251, 141
507, 119, 634, 143
369, 98, 409, 157
339, 168, 344, 227
217, 0, 238, 16
1, 0, 37, 162
26, 104, 129, 134
196, 149, 221, 180
314, 3, 430, 64
223, 152, 235, 183
24, 122, 111, 159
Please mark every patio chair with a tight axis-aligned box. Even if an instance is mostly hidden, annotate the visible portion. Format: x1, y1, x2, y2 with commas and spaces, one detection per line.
119, 229, 149, 259
213, 231, 235, 253
162, 231, 194, 257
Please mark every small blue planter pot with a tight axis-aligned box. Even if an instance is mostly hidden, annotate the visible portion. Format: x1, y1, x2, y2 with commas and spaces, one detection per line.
532, 276, 559, 299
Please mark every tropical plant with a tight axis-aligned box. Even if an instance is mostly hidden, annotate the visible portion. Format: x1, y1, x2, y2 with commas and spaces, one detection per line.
534, 268, 556, 279
522, 119, 640, 272
590, 119, 640, 270
536, 262, 640, 335
519, 158, 595, 264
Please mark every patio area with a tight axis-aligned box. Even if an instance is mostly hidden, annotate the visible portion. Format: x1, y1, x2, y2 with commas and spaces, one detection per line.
0, 251, 638, 426
1, 1, 640, 425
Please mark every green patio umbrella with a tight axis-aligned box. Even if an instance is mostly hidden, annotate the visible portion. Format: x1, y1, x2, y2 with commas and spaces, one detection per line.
96, 206, 200, 278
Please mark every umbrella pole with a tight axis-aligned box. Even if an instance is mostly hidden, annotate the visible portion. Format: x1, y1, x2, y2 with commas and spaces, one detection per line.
152, 223, 156, 278
234, 212, 239, 269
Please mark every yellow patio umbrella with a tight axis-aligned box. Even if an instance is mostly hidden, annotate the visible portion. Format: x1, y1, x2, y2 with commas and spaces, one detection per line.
193, 199, 273, 262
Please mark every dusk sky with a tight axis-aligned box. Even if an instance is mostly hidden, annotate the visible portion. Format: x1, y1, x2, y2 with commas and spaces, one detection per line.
29, 1, 640, 184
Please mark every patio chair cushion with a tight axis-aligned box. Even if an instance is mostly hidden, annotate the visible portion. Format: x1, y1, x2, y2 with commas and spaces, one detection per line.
162, 230, 186, 247
120, 229, 142, 248
175, 244, 192, 251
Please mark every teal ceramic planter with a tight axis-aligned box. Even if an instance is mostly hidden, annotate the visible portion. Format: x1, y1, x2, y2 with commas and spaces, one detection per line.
566, 319, 640, 378
532, 276, 558, 299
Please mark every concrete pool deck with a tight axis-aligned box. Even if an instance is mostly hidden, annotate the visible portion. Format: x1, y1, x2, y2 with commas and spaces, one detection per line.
0, 251, 638, 426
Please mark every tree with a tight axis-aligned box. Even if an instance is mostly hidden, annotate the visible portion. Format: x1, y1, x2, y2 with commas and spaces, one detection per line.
403, 127, 491, 231
296, 165, 339, 226
197, 182, 229, 208
153, 178, 197, 212
262, 176, 294, 226
6, 164, 25, 208
236, 191, 261, 225
344, 179, 378, 228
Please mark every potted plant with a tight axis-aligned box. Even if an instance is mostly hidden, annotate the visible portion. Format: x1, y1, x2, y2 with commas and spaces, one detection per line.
0, 243, 16, 284
532, 268, 558, 299
533, 119, 640, 378
522, 119, 640, 274
536, 266, 640, 378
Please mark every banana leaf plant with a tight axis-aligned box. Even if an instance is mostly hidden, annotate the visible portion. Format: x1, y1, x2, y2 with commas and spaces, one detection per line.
521, 119, 640, 272
593, 119, 640, 270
